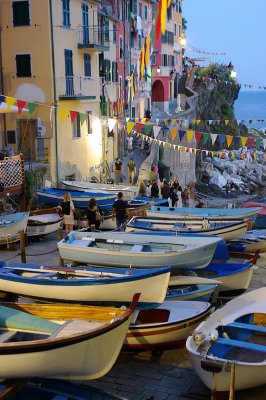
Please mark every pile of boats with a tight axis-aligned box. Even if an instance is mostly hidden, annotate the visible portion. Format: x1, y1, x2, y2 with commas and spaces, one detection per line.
0, 183, 265, 397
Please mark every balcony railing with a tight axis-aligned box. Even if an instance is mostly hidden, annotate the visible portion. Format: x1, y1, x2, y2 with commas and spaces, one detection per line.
77, 26, 110, 50
57, 76, 98, 99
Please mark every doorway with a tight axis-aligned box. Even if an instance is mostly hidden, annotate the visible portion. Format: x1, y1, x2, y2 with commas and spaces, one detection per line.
18, 119, 37, 160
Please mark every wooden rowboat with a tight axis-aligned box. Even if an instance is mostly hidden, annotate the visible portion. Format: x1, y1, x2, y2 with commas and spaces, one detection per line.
186, 287, 266, 393
0, 261, 170, 309
27, 207, 63, 237
57, 231, 221, 269
0, 296, 139, 380
0, 212, 29, 245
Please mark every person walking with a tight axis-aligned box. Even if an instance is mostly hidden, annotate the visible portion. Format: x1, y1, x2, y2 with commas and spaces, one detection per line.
114, 157, 122, 185
112, 192, 129, 231
127, 157, 136, 184
60, 192, 75, 234
127, 136, 133, 155
87, 197, 103, 231
168, 186, 177, 207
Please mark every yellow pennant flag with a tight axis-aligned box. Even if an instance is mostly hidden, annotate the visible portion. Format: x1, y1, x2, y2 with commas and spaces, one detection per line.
241, 136, 248, 147
126, 122, 135, 134
161, 0, 167, 34
140, 46, 145, 78
254, 153, 257, 160
187, 130, 194, 143
226, 135, 233, 148
59, 109, 69, 122
144, 35, 150, 69
5, 96, 16, 109
211, 151, 215, 157
225, 120, 230, 126
170, 127, 178, 141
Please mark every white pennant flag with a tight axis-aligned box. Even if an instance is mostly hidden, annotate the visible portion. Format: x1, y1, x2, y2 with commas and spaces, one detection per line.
211, 134, 218, 145
263, 139, 266, 150
153, 126, 161, 139
108, 118, 117, 132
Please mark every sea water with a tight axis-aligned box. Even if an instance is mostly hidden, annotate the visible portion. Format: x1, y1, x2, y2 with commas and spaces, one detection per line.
234, 90, 266, 130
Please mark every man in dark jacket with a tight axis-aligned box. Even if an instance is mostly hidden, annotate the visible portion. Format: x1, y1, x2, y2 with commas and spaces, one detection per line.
112, 192, 129, 231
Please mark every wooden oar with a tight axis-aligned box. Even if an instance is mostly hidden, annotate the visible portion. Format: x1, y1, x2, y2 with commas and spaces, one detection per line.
2, 265, 126, 278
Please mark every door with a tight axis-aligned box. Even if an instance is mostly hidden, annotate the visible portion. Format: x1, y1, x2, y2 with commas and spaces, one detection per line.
64, 49, 74, 96
82, 3, 89, 44
18, 120, 37, 160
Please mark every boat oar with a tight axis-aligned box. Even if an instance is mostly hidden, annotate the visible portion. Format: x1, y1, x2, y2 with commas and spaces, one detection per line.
229, 362, 235, 400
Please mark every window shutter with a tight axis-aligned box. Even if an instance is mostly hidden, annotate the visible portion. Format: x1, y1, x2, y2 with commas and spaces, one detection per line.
13, 1, 30, 26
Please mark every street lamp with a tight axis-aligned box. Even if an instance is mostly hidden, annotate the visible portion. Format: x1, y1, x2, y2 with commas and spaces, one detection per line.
157, 66, 161, 74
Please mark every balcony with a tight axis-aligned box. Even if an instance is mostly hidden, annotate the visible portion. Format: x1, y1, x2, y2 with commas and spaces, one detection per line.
57, 76, 98, 100
77, 26, 110, 51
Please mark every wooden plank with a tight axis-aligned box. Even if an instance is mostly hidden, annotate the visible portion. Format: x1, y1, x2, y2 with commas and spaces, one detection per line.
216, 337, 266, 353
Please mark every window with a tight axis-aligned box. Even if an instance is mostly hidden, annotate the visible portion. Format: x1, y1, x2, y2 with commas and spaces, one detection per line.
84, 54, 91, 78
13, 1, 30, 26
119, 37, 123, 59
132, 0, 137, 14
104, 18, 109, 42
16, 54, 31, 77
139, 3, 142, 17
168, 5, 172, 20
62, 0, 70, 28
117, 0, 121, 19
179, 24, 181, 37
132, 106, 136, 118
150, 54, 155, 65
174, 23, 177, 37
7, 130, 16, 144
144, 5, 148, 20
119, 76, 122, 97
138, 34, 142, 50
162, 54, 168, 66
112, 61, 118, 82
113, 24, 116, 43
72, 114, 81, 139
104, 59, 111, 81
87, 111, 92, 134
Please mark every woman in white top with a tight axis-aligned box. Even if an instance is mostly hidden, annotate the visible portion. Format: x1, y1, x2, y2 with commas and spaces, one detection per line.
176, 186, 183, 208
61, 192, 75, 234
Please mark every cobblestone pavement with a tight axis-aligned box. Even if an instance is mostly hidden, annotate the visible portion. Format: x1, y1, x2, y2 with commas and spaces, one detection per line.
0, 233, 265, 399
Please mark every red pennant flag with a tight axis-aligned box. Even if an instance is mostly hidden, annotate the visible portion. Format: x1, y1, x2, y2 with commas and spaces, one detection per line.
195, 131, 202, 143
135, 123, 144, 133
70, 110, 79, 123
247, 137, 255, 147
16, 99, 27, 114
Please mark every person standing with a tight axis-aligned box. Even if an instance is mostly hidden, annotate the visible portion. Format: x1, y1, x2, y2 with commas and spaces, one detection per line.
87, 197, 103, 231
114, 157, 122, 185
176, 186, 183, 208
127, 136, 133, 155
150, 180, 159, 198
171, 176, 179, 190
168, 186, 177, 207
127, 157, 136, 184
60, 192, 75, 234
160, 179, 170, 199
112, 192, 129, 231
188, 182, 198, 208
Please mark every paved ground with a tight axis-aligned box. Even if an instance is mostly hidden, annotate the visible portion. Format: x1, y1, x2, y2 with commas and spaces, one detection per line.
0, 232, 265, 400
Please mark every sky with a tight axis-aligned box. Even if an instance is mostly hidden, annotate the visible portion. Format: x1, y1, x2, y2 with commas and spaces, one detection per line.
182, 0, 266, 90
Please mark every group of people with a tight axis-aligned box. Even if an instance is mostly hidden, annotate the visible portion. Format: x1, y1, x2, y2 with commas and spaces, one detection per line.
60, 191, 130, 234
145, 177, 199, 208
114, 157, 136, 185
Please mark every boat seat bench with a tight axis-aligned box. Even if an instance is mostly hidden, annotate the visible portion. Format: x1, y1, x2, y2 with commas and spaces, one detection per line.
215, 337, 266, 353
131, 244, 144, 253
0, 330, 17, 343
227, 322, 266, 334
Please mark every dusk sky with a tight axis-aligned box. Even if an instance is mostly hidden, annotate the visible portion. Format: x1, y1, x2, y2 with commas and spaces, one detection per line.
182, 0, 266, 90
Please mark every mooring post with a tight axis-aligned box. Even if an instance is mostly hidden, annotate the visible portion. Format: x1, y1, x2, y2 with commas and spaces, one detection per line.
20, 230, 26, 263
57, 227, 64, 266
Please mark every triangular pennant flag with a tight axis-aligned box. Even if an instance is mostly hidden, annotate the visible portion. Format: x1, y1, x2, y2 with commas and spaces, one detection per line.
0, 95, 5, 105
226, 135, 233, 148
219, 134, 225, 144
241, 136, 248, 147
233, 136, 240, 146
135, 123, 144, 133
16, 99, 27, 114
178, 130, 186, 142
126, 122, 135, 134
59, 109, 69, 122
153, 126, 161, 139
5, 96, 16, 109
170, 127, 178, 141
108, 118, 117, 132
80, 113, 87, 126
253, 153, 257, 161
211, 133, 218, 145
186, 130, 194, 143
255, 138, 262, 148
247, 137, 255, 147
263, 139, 266, 150
225, 120, 230, 125
203, 133, 209, 145
144, 124, 153, 136
195, 131, 202, 143
70, 110, 79, 123
28, 102, 37, 114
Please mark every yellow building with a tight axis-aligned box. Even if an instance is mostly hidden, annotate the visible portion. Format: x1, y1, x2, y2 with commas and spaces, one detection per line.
0, 0, 116, 183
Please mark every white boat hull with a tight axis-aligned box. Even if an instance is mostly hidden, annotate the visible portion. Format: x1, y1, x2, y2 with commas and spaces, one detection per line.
0, 212, 29, 244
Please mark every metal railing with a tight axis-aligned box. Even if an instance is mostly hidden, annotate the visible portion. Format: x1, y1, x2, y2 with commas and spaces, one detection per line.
22, 148, 49, 169
77, 26, 110, 48
57, 75, 96, 97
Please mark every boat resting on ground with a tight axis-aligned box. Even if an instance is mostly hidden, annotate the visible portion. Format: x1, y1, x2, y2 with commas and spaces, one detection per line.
58, 231, 221, 269
126, 215, 249, 240
0, 296, 138, 380
0, 261, 170, 309
229, 229, 266, 252
0, 212, 29, 245
27, 207, 63, 237
186, 287, 266, 393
